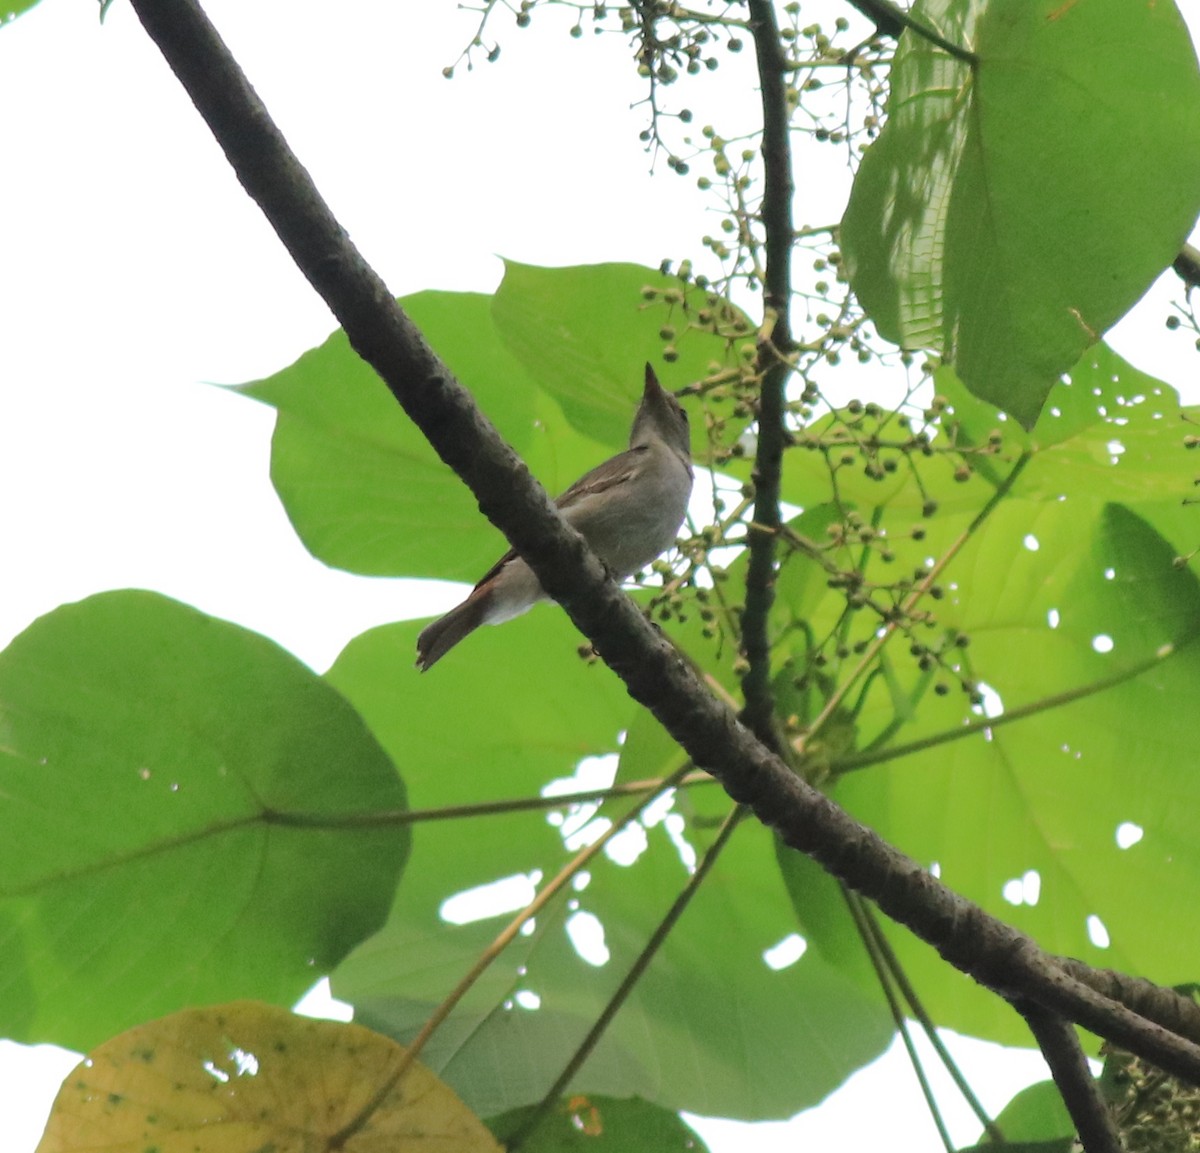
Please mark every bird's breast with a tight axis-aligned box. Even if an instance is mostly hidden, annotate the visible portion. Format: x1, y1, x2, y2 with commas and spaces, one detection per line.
565, 445, 692, 578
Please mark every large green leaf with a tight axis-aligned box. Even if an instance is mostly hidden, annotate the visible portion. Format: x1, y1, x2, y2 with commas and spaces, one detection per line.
0, 591, 408, 1051
842, 0, 1200, 426
235, 291, 610, 581
1014, 348, 1195, 509
327, 612, 893, 1121
931, 344, 1195, 510
828, 498, 1200, 1041
931, 343, 1200, 575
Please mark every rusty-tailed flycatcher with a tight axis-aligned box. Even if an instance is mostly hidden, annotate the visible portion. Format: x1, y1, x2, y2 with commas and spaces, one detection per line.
416, 364, 693, 670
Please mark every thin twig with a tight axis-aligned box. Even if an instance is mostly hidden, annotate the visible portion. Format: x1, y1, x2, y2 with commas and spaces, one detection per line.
846, 892, 957, 1152
852, 894, 1005, 1142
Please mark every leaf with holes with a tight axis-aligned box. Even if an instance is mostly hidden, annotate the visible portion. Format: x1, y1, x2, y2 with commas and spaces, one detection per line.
326, 612, 893, 1121
37, 1000, 499, 1152
0, 591, 408, 1051
829, 499, 1200, 1041
842, 0, 1200, 426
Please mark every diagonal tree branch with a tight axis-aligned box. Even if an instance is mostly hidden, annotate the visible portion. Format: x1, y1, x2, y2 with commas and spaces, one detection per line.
840, 0, 979, 63
127, 0, 1200, 1100
842, 0, 905, 39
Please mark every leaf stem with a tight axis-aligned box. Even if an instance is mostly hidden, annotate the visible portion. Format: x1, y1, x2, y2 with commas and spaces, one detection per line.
848, 892, 1005, 1143
804, 452, 1031, 748
506, 802, 748, 1151
846, 891, 955, 1151
849, 0, 978, 64
327, 763, 694, 1147
833, 639, 1186, 778
261, 770, 716, 827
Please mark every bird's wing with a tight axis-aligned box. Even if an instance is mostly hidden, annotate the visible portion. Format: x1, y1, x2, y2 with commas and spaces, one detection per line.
468, 446, 649, 590
555, 445, 646, 506
472, 546, 519, 590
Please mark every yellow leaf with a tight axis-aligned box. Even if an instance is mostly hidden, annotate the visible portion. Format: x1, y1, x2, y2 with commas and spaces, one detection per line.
37, 1000, 502, 1153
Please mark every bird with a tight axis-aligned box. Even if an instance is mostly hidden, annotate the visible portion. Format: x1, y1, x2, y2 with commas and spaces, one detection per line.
415, 363, 693, 671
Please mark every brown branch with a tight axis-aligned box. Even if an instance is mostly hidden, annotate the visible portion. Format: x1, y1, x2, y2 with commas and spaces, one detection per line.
1020, 1002, 1124, 1153
128, 0, 1200, 1090
739, 0, 795, 746
842, 0, 905, 39
843, 0, 978, 63
1059, 962, 1200, 1048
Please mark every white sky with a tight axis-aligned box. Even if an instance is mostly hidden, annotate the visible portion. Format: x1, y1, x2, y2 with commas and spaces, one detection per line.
3, 1, 1198, 1149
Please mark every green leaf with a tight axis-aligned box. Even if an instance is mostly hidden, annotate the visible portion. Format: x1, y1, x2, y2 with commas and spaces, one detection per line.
235, 291, 610, 581
0, 591, 408, 1051
842, 0, 1200, 427
933, 344, 1195, 510
744, 345, 1200, 1041
492, 260, 752, 452
1018, 351, 1194, 509
775, 843, 883, 993
1, 0, 41, 24
327, 612, 893, 1121
971, 1079, 1074, 1146
488, 1095, 711, 1151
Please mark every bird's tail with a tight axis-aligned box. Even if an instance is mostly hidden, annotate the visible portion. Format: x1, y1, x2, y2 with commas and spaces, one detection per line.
415, 587, 492, 672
